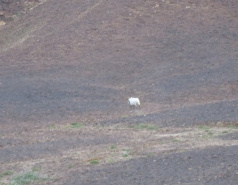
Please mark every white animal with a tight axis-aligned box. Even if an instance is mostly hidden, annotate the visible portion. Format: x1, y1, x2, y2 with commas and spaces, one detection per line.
128, 97, 141, 109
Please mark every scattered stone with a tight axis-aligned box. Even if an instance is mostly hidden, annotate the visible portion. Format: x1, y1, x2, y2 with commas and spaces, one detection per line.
0, 21, 5, 27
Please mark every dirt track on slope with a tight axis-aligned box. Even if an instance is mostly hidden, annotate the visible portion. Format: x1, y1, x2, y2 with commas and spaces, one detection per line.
0, 0, 238, 184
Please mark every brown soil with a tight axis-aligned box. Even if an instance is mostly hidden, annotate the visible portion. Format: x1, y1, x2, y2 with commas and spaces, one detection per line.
0, 0, 238, 184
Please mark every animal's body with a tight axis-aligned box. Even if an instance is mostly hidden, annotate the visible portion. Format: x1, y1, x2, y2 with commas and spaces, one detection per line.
128, 97, 141, 109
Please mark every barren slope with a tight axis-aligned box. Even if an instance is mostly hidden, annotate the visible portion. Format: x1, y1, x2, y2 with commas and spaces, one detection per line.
0, 0, 238, 127
0, 0, 238, 184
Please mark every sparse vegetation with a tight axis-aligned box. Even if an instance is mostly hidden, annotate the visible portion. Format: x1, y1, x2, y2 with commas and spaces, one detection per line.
64, 123, 83, 129
172, 139, 179, 142
0, 171, 14, 178
198, 126, 215, 136
32, 167, 40, 172
96, 126, 104, 129
198, 125, 210, 130
122, 149, 130, 152
71, 122, 83, 128
90, 160, 100, 165
146, 125, 158, 130
205, 130, 213, 136
122, 149, 130, 157
147, 153, 154, 158
9, 172, 48, 185
48, 125, 56, 129
221, 131, 228, 134
122, 153, 129, 157
107, 158, 114, 163
227, 124, 238, 129
202, 135, 208, 139
110, 145, 117, 149
68, 164, 74, 169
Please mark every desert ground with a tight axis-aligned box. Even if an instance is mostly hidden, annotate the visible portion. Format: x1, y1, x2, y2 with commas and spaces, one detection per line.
0, 0, 238, 184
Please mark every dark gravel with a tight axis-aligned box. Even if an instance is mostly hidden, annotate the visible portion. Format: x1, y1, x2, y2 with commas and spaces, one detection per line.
100, 99, 238, 127
63, 145, 238, 185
